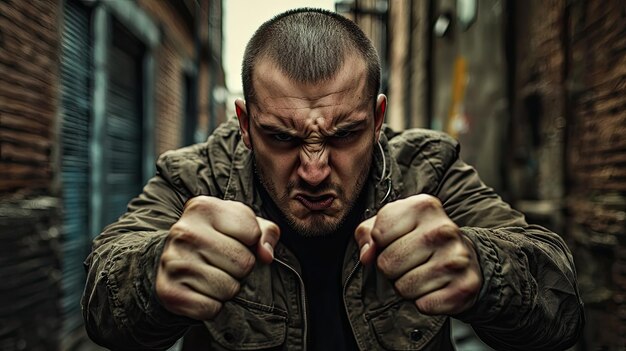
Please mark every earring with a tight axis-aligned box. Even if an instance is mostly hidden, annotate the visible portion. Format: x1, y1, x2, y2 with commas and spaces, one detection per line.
377, 141, 392, 204
377, 141, 386, 186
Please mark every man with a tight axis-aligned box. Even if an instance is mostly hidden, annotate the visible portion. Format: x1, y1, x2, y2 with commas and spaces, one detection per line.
82, 8, 584, 350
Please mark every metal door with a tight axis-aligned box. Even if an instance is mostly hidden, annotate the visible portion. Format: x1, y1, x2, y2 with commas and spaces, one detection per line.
102, 21, 145, 227
59, 0, 91, 340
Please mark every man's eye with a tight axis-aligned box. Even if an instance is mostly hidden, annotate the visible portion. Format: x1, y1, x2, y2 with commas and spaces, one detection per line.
333, 130, 354, 138
273, 133, 294, 142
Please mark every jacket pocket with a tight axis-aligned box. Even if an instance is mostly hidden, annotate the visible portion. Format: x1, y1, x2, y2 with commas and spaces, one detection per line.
366, 300, 446, 350
204, 297, 288, 350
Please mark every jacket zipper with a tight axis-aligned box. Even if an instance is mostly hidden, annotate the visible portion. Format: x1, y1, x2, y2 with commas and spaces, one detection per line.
342, 260, 362, 350
274, 257, 308, 351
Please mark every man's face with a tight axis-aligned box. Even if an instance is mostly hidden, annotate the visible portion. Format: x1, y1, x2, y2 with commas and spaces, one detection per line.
236, 56, 386, 237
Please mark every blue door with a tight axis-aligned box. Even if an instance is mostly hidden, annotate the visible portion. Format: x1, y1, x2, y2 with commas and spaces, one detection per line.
59, 0, 91, 341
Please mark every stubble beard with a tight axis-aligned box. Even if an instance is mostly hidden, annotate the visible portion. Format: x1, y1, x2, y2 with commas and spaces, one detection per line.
254, 154, 372, 238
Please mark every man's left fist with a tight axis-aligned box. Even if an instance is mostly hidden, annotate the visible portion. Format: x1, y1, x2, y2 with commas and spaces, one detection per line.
355, 194, 482, 315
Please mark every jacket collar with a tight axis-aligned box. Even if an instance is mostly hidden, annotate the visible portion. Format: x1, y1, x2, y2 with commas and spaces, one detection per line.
366, 128, 404, 216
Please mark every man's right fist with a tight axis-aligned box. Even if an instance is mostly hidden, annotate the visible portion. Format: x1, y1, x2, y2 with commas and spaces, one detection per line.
156, 196, 280, 320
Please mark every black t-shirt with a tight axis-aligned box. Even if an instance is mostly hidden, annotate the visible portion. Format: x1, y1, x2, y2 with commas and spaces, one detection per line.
259, 183, 361, 350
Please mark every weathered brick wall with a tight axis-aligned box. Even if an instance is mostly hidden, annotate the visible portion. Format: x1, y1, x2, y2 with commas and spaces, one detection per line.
0, 0, 62, 350
197, 0, 210, 134
512, 0, 626, 348
202, 0, 227, 133
567, 0, 626, 348
154, 39, 185, 154
138, 0, 194, 155
2, 0, 223, 349
0, 0, 60, 195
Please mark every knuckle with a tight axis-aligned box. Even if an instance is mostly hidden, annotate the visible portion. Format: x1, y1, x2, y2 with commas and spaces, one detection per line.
170, 222, 197, 243
373, 207, 393, 229
441, 254, 470, 272
228, 199, 250, 212
230, 200, 257, 220
422, 223, 459, 246
169, 220, 187, 235
170, 219, 193, 237
416, 296, 439, 315
156, 283, 183, 308
393, 277, 409, 296
355, 225, 371, 245
411, 194, 441, 211
370, 229, 382, 243
376, 252, 395, 276
376, 203, 391, 217
262, 221, 281, 244
237, 252, 257, 276
185, 195, 216, 212
354, 224, 367, 239
438, 222, 460, 238
201, 299, 223, 319
454, 243, 472, 262
267, 222, 280, 239
225, 280, 241, 299
159, 250, 176, 266
370, 224, 386, 242
437, 243, 471, 271
449, 284, 476, 308
228, 203, 261, 242
464, 272, 482, 294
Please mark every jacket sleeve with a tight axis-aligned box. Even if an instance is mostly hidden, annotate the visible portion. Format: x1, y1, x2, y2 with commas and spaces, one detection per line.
82, 170, 197, 350
435, 158, 585, 350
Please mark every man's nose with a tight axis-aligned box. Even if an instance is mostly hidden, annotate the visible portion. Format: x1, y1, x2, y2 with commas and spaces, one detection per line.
297, 147, 331, 187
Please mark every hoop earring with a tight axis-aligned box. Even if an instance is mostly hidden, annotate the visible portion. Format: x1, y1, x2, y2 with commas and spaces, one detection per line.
377, 141, 392, 204
377, 141, 386, 186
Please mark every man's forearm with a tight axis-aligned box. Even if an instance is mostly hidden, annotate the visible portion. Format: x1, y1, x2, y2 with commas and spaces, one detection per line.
82, 174, 193, 349
436, 158, 584, 348
82, 230, 192, 350
457, 226, 584, 350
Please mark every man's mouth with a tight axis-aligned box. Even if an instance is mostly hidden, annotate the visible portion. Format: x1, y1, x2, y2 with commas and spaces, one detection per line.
295, 194, 335, 211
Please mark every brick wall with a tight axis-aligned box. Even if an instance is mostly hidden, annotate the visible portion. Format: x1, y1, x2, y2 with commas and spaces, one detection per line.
1, 0, 224, 348
567, 0, 626, 348
511, 0, 626, 348
154, 39, 185, 154
138, 0, 195, 155
0, 0, 60, 195
0, 0, 62, 350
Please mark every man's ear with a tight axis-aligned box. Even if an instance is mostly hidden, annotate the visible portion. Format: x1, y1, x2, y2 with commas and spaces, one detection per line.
235, 98, 252, 149
374, 94, 387, 142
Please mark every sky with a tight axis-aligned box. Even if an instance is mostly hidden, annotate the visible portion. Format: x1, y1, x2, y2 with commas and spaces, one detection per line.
223, 0, 336, 95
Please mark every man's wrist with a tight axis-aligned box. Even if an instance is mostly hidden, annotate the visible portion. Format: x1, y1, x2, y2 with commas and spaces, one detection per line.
139, 231, 198, 326
453, 228, 503, 322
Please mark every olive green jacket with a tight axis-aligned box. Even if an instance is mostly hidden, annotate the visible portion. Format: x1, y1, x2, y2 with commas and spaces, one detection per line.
82, 118, 584, 350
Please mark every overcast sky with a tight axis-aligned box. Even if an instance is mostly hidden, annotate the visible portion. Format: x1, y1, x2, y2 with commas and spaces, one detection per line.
223, 0, 336, 95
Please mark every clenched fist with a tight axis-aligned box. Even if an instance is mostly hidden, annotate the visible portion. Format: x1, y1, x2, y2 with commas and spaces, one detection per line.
355, 194, 482, 315
156, 196, 280, 320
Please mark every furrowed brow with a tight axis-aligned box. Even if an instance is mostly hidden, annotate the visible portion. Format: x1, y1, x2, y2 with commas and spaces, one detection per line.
258, 123, 294, 134
336, 119, 367, 131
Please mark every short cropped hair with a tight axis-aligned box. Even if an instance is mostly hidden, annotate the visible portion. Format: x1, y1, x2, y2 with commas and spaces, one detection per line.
242, 8, 381, 110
